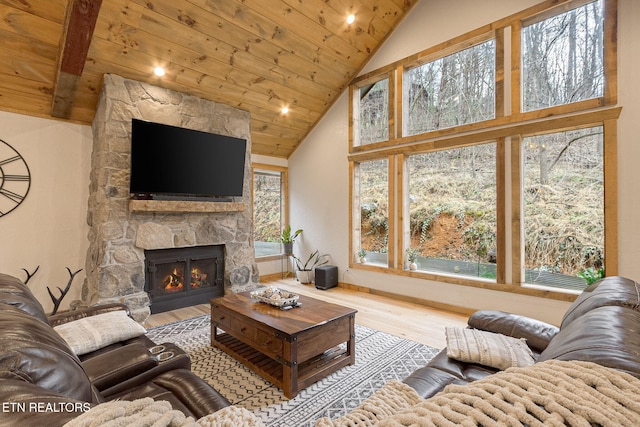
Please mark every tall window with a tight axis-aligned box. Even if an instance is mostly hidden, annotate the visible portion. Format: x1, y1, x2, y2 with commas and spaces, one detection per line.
522, 0, 604, 111
357, 78, 389, 146
523, 127, 604, 289
408, 144, 496, 278
357, 159, 389, 265
253, 167, 286, 257
405, 40, 496, 135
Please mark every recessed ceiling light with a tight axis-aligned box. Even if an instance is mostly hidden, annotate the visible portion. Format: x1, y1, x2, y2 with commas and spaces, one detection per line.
153, 66, 166, 77
346, 14, 355, 25
281, 107, 289, 114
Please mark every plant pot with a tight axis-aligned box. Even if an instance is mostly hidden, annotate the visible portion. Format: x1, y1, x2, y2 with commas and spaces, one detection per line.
358, 257, 366, 264
283, 242, 293, 255
296, 270, 314, 284
409, 262, 418, 271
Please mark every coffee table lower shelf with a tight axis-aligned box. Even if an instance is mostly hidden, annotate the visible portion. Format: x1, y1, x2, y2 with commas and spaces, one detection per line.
213, 332, 352, 398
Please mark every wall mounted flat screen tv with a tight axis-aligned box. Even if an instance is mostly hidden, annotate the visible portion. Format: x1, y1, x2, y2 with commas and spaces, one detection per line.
130, 119, 247, 201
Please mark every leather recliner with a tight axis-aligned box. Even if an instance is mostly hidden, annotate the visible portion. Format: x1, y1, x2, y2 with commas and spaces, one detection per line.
0, 273, 230, 426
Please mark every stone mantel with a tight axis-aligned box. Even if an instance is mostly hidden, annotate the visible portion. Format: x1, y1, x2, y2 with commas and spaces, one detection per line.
129, 200, 246, 213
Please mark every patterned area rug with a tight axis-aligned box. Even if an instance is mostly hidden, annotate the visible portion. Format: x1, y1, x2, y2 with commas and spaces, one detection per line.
146, 314, 439, 427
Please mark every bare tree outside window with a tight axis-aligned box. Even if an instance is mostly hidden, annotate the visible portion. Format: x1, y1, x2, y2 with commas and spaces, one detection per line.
405, 40, 495, 135
358, 79, 389, 145
522, 0, 604, 111
523, 127, 604, 289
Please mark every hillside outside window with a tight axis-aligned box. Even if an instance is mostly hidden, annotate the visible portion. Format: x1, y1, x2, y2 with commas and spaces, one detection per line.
357, 159, 389, 266
522, 126, 604, 290
407, 144, 497, 279
253, 168, 285, 257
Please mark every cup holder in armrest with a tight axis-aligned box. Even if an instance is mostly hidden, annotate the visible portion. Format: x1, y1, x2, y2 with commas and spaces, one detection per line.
149, 345, 165, 355
156, 351, 175, 362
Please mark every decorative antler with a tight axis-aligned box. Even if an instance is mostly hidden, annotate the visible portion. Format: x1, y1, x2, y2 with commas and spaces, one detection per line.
21, 266, 40, 285
47, 267, 82, 315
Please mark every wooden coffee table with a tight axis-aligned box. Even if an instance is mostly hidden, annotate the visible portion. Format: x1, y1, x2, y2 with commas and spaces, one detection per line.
210, 291, 357, 398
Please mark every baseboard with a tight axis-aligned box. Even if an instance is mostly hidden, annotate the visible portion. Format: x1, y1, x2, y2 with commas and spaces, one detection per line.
259, 272, 287, 282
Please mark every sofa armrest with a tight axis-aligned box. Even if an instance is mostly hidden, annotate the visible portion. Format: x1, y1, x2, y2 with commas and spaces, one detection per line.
82, 343, 158, 391
467, 310, 559, 353
97, 343, 192, 398
48, 303, 131, 327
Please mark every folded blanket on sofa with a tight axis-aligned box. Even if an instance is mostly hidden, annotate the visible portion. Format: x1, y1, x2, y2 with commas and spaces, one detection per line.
64, 399, 264, 427
317, 360, 640, 427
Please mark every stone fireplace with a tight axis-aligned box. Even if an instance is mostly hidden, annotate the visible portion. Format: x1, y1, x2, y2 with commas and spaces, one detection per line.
82, 74, 259, 321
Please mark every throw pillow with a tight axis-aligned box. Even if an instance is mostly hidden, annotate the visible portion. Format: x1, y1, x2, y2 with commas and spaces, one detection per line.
445, 327, 534, 370
54, 310, 147, 355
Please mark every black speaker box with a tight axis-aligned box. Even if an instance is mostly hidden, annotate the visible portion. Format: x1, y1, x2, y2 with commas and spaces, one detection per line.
315, 265, 338, 290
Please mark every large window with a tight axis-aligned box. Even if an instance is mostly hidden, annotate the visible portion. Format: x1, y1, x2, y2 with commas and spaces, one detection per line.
405, 40, 496, 135
523, 127, 604, 289
522, 0, 604, 111
348, 0, 617, 298
408, 144, 496, 278
253, 166, 287, 257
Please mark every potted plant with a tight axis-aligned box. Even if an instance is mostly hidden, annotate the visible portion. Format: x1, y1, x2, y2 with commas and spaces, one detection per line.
406, 247, 419, 271
281, 225, 302, 255
357, 249, 367, 263
293, 250, 329, 284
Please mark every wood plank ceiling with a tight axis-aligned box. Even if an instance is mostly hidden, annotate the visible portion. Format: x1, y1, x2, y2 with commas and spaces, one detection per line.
0, 0, 417, 158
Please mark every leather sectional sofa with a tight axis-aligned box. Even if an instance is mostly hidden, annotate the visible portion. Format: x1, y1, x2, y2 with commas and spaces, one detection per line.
0, 272, 229, 426
403, 275, 640, 398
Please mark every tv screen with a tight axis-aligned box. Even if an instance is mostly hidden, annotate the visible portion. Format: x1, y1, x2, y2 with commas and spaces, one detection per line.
130, 119, 247, 200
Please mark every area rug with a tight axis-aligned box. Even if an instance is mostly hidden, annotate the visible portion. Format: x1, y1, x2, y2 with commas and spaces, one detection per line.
146, 314, 439, 427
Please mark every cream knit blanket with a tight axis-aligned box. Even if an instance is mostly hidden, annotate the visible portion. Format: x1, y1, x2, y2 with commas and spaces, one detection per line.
64, 401, 265, 427
317, 360, 640, 427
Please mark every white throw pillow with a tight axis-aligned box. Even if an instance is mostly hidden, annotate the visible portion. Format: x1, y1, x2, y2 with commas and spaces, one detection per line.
54, 310, 147, 356
446, 327, 535, 370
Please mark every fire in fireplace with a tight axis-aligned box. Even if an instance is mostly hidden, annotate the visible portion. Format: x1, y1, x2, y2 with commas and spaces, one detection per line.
144, 245, 225, 313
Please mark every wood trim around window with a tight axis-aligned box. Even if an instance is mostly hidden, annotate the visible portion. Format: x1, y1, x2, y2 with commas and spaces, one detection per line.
252, 163, 289, 259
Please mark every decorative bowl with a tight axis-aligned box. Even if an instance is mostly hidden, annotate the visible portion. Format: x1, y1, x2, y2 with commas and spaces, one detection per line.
250, 286, 299, 307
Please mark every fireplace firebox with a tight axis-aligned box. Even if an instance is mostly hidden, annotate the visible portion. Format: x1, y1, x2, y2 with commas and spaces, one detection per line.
144, 245, 225, 314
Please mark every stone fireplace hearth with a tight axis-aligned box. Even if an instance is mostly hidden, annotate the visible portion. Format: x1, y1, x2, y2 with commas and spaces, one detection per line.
82, 74, 259, 321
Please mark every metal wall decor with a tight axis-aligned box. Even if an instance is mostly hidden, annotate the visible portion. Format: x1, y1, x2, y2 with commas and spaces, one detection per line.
0, 138, 31, 217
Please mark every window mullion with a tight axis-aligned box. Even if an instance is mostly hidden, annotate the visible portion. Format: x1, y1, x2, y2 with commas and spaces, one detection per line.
511, 135, 524, 285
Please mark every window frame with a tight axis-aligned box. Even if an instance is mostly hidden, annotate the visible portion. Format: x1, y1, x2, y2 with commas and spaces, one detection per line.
251, 163, 289, 261
348, 0, 619, 301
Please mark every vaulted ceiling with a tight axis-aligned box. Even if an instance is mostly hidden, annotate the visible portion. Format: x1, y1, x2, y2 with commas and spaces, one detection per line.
0, 0, 417, 158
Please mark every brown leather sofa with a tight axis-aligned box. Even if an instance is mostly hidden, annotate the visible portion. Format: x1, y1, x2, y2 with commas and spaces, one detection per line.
0, 272, 229, 426
404, 275, 640, 398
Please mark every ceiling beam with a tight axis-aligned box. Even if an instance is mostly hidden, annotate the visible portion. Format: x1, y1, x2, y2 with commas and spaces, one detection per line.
51, 0, 103, 119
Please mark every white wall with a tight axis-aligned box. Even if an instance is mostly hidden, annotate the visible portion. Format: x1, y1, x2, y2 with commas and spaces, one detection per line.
288, 0, 640, 325
0, 111, 92, 313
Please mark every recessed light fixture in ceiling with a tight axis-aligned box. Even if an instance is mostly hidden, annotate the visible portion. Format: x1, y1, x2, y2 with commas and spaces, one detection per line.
346, 14, 355, 25
281, 107, 289, 114
153, 66, 166, 77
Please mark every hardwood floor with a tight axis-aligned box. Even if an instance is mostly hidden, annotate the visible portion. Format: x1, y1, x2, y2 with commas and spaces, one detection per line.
144, 278, 469, 349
